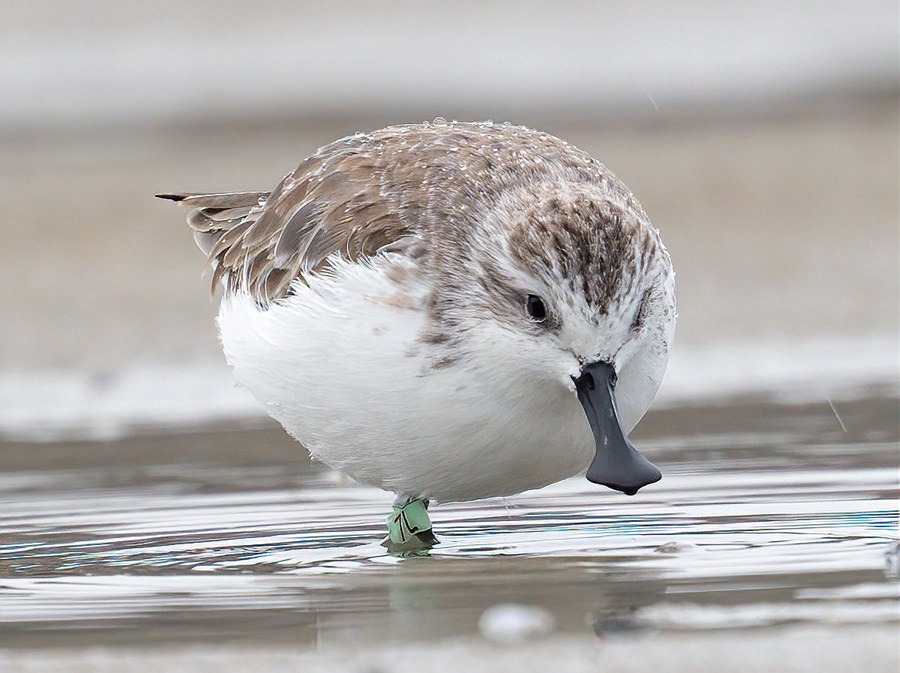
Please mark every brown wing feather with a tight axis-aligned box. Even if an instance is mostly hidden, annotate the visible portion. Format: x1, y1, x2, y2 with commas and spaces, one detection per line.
158, 135, 416, 302
157, 191, 268, 259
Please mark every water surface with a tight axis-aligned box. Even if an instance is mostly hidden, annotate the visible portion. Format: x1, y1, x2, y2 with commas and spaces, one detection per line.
1, 392, 897, 649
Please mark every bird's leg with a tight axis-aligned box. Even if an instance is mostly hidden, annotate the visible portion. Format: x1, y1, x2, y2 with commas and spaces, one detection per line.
382, 494, 438, 554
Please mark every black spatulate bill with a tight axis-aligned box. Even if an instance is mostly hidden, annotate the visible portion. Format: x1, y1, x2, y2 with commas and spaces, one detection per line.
573, 361, 662, 495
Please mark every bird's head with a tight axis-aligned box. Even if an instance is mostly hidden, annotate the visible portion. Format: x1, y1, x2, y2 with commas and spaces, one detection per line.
429, 180, 676, 494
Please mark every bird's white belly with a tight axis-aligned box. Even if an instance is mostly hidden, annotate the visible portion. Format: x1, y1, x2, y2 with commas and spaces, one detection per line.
216, 258, 595, 502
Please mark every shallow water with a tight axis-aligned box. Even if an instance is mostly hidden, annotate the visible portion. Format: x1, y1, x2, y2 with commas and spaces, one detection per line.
0, 392, 897, 649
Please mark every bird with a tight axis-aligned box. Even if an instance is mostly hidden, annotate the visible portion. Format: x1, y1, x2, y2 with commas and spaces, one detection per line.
158, 120, 676, 552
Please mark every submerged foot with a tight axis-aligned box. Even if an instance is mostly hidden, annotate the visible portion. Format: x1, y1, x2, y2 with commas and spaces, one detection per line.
382, 497, 438, 555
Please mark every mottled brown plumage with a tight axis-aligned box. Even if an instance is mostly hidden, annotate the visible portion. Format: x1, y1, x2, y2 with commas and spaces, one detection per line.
159, 121, 645, 307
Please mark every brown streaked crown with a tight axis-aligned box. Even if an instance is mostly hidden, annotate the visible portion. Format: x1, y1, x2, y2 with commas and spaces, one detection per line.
505, 189, 658, 316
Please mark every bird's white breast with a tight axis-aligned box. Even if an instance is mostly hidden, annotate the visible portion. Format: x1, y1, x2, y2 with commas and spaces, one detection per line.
216, 255, 596, 502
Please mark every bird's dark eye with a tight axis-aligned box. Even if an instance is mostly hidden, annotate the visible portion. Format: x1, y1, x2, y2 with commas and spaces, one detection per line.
526, 294, 547, 322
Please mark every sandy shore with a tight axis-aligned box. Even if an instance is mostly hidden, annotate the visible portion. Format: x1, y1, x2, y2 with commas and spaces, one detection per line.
2, 625, 897, 673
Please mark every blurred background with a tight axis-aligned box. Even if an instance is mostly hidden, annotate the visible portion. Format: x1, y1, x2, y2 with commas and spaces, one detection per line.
1, 0, 897, 440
